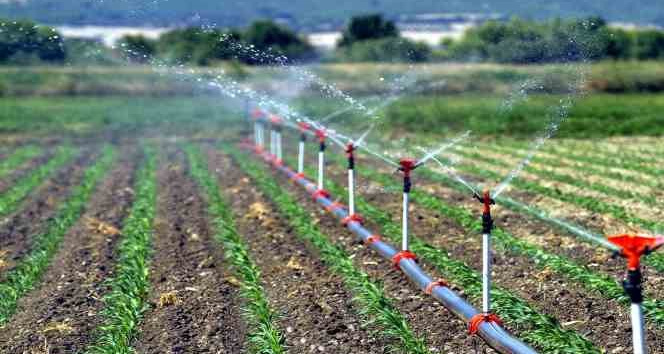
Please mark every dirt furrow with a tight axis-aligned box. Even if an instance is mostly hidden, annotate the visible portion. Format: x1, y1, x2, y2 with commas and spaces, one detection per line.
211, 150, 391, 354
0, 147, 136, 353
0, 149, 96, 276
132, 147, 246, 354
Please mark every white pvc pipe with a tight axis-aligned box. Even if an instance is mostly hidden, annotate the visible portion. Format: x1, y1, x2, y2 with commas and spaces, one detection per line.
298, 141, 305, 174
348, 169, 355, 215
318, 151, 324, 190
482, 232, 492, 313
254, 123, 259, 146
402, 192, 409, 251
276, 132, 282, 161
631, 303, 647, 354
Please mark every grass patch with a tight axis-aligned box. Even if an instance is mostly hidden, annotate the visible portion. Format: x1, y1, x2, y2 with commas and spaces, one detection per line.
0, 145, 115, 324
85, 146, 157, 354
184, 144, 285, 354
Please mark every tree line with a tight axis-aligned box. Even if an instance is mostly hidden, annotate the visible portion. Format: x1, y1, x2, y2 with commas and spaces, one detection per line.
1, 15, 664, 65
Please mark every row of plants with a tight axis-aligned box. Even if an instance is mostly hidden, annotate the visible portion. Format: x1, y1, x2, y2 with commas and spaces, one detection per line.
184, 144, 285, 353
443, 149, 664, 237
0, 145, 115, 324
407, 160, 664, 275
482, 141, 660, 191
547, 140, 664, 166
290, 155, 599, 353
0, 145, 42, 178
228, 146, 431, 354
456, 145, 656, 206
85, 146, 156, 354
0, 145, 77, 216
502, 139, 663, 179
335, 155, 664, 327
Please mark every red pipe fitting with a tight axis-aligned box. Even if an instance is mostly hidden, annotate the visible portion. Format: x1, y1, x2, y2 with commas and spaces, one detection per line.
398, 158, 417, 178
469, 313, 503, 335
315, 128, 327, 143
298, 122, 310, 133
342, 213, 364, 226
365, 234, 381, 246
392, 250, 417, 270
312, 189, 331, 201
251, 108, 264, 120
425, 279, 450, 295
290, 172, 306, 184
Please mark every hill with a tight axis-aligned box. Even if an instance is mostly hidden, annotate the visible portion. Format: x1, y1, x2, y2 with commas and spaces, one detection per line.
1, 0, 663, 29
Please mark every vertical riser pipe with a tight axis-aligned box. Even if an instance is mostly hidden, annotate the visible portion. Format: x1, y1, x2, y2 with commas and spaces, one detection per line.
631, 304, 646, 354
402, 192, 409, 251
348, 169, 355, 215
318, 151, 324, 190
298, 141, 305, 174
483, 232, 491, 313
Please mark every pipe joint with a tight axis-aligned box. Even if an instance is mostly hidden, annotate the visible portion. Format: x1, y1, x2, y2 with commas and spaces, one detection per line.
392, 250, 417, 270
469, 313, 503, 335
342, 213, 364, 226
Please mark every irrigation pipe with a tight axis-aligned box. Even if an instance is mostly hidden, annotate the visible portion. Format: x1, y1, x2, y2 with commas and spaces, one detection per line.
240, 142, 538, 354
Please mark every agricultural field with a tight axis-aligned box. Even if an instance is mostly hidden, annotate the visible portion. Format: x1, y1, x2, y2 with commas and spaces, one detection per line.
0, 63, 663, 354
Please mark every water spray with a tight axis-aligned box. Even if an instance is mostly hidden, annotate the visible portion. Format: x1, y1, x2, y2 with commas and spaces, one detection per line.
606, 234, 664, 354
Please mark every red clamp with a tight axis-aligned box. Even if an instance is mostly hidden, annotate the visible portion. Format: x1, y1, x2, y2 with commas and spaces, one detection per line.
312, 189, 331, 201
273, 159, 283, 167
270, 115, 282, 126
365, 234, 381, 246
468, 313, 503, 335
298, 122, 310, 132
326, 201, 346, 213
424, 279, 450, 295
342, 213, 364, 226
290, 172, 305, 184
392, 250, 417, 270
251, 108, 264, 120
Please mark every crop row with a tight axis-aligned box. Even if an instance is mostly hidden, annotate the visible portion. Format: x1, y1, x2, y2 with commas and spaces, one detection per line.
0, 145, 115, 324
85, 146, 156, 354
287, 154, 599, 353
184, 144, 286, 354
0, 145, 42, 178
0, 145, 77, 216
228, 145, 432, 354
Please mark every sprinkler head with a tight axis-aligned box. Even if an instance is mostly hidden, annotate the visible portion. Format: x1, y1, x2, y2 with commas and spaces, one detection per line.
398, 158, 418, 177
474, 189, 496, 208
607, 234, 664, 270
251, 109, 264, 120
270, 115, 282, 125
298, 122, 310, 132
315, 129, 327, 143
345, 142, 355, 154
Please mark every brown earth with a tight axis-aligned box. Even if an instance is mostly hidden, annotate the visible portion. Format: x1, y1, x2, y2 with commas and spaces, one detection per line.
0, 149, 96, 276
132, 147, 247, 354
0, 147, 136, 353
210, 149, 393, 354
0, 149, 54, 192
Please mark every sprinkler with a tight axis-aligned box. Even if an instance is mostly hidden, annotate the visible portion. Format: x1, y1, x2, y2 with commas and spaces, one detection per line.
474, 190, 496, 314
315, 128, 327, 191
398, 158, 418, 252
607, 234, 664, 354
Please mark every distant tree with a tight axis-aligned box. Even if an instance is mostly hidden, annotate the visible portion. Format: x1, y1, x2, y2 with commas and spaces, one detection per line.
336, 37, 430, 62
243, 20, 314, 63
635, 30, 664, 59
605, 28, 634, 59
0, 20, 65, 64
157, 28, 243, 65
339, 14, 398, 47
118, 34, 156, 63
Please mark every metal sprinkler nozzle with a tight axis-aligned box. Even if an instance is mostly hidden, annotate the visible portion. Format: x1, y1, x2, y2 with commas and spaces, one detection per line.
345, 143, 356, 169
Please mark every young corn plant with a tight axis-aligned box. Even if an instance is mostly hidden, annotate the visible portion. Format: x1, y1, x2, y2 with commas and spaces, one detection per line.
0, 145, 77, 216
85, 146, 157, 354
184, 144, 285, 354
290, 154, 599, 353
0, 145, 115, 324
345, 160, 664, 327
227, 146, 431, 354
0, 145, 42, 178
